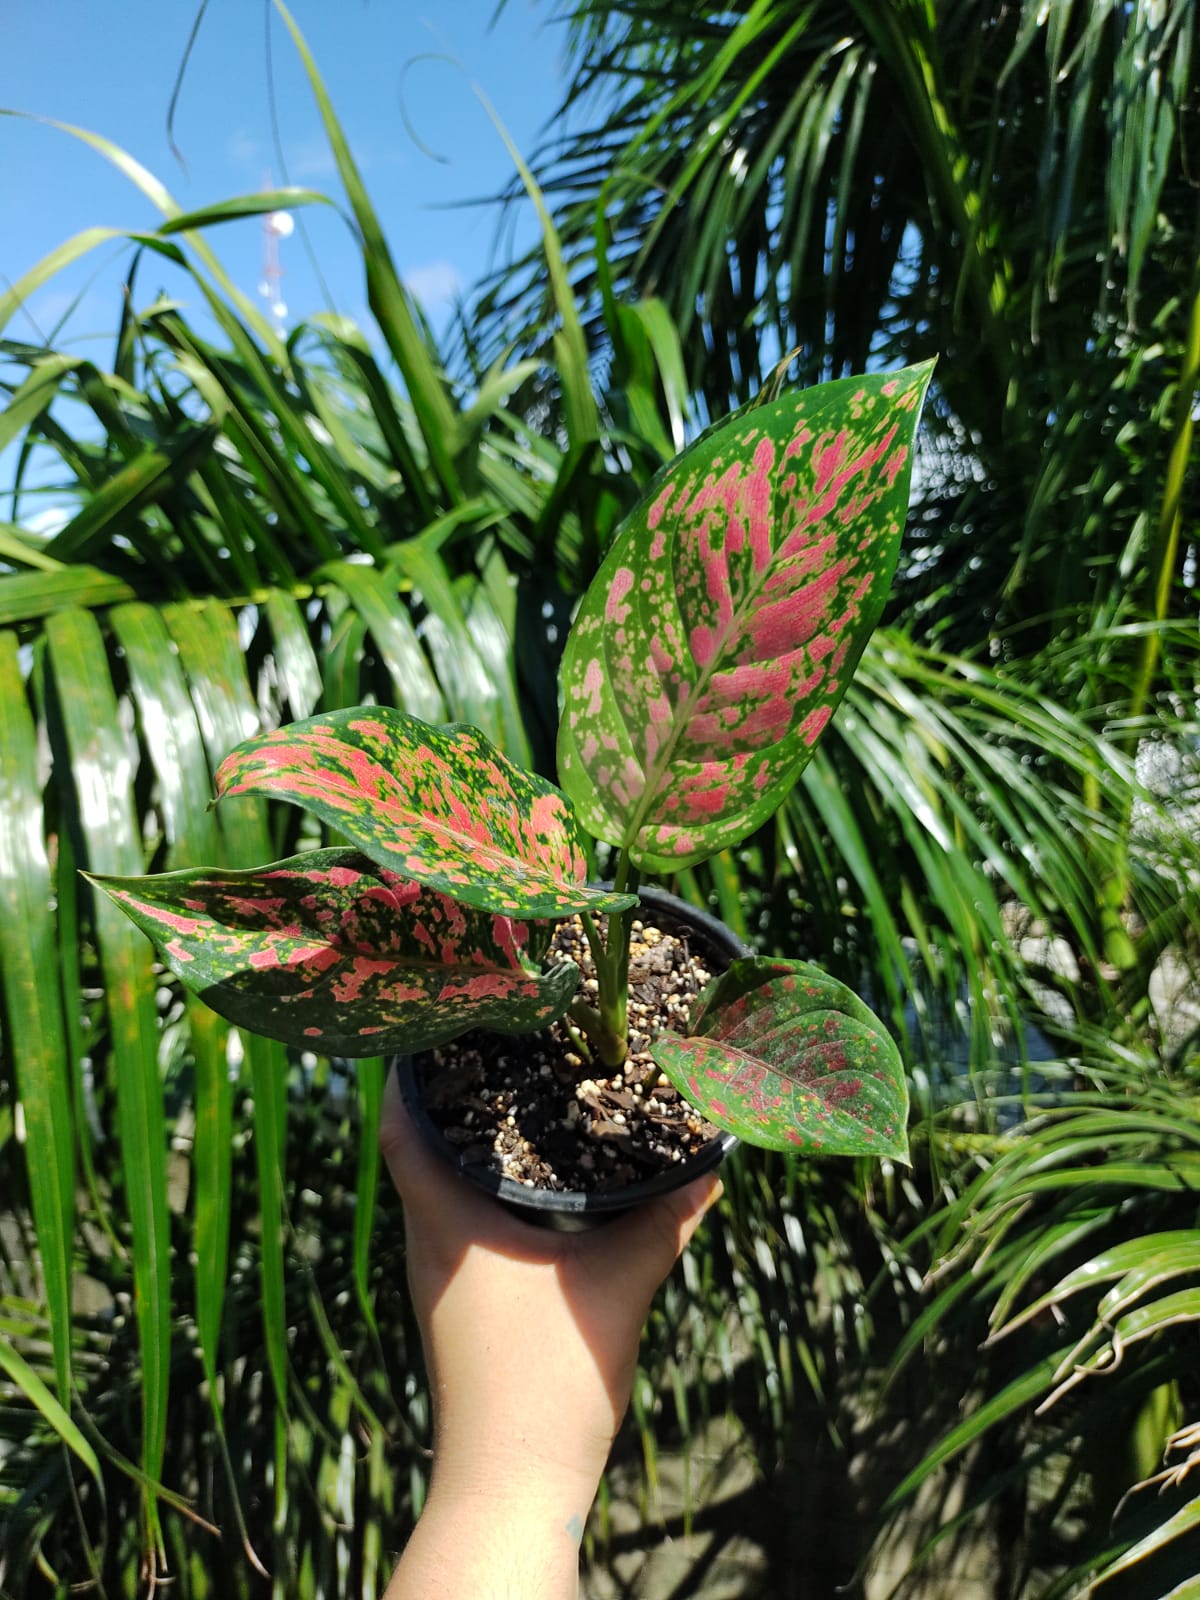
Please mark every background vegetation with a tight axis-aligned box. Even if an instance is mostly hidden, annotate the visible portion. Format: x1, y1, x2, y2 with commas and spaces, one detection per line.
1, 2, 1197, 1595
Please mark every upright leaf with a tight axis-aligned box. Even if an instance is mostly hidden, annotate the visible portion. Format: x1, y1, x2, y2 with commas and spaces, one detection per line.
0, 635, 74, 1404
163, 603, 296, 1444
272, 0, 463, 498
44, 609, 169, 1562
558, 363, 934, 868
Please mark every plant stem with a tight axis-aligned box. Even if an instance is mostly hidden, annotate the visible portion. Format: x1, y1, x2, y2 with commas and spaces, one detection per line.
564, 1002, 599, 1060
578, 911, 608, 979
576, 853, 642, 1068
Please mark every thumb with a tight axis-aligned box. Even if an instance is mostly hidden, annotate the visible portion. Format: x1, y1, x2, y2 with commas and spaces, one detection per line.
587, 1172, 724, 1292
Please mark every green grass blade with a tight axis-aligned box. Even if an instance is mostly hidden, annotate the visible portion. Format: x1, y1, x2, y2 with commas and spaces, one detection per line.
44, 608, 169, 1564
155, 188, 334, 235
0, 353, 83, 454
265, 588, 323, 721
0, 565, 138, 626
273, 0, 463, 498
352, 1055, 385, 1357
475, 89, 600, 451
1093, 1494, 1200, 1590
163, 601, 294, 1442
44, 427, 218, 565
322, 603, 368, 711
0, 225, 125, 338
111, 602, 222, 863
0, 633, 74, 1403
320, 560, 444, 722
881, 1347, 1073, 1514
459, 571, 534, 768
55, 824, 125, 1258
3, 111, 291, 358
0, 1337, 102, 1483
0, 521, 67, 573
386, 542, 503, 738
248, 1034, 292, 1417
189, 999, 232, 1378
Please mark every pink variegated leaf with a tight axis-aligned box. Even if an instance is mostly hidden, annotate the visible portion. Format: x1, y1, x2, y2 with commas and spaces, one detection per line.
88, 850, 578, 1056
215, 707, 635, 919
651, 959, 909, 1158
558, 363, 934, 869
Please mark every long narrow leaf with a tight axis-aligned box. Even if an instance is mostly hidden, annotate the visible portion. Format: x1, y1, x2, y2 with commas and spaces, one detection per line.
44, 608, 170, 1562
0, 634, 74, 1403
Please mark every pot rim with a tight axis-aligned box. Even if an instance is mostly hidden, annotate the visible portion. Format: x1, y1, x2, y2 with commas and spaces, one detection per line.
395, 884, 749, 1229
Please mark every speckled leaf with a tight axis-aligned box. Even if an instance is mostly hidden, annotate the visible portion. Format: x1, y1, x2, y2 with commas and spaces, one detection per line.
651, 958, 909, 1158
89, 849, 579, 1055
215, 707, 635, 919
559, 363, 934, 869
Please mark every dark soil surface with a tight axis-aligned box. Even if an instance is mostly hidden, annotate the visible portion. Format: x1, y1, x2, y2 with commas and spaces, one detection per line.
415, 913, 723, 1193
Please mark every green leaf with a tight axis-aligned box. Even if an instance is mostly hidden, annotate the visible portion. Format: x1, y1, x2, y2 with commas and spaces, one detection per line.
0, 634, 74, 1403
652, 958, 909, 1158
0, 225, 126, 338
558, 363, 934, 869
154, 187, 333, 235
264, 588, 323, 722
1092, 1494, 1200, 1591
0, 564, 137, 626
882, 1347, 1076, 1515
92, 849, 582, 1054
993, 1232, 1200, 1341
44, 608, 169, 1553
0, 353, 84, 456
44, 427, 218, 564
319, 560, 445, 724
0, 519, 67, 572
0, 1337, 102, 1484
272, 0, 463, 497
352, 1054, 386, 1352
247, 1034, 290, 1421
215, 705, 636, 919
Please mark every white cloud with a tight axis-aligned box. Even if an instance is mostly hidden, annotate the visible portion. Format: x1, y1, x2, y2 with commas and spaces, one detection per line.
403, 259, 463, 308
288, 135, 338, 180
226, 128, 262, 171
24, 505, 73, 539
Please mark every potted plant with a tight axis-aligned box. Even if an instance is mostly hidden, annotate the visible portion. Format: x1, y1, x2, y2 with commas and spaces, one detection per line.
91, 362, 932, 1219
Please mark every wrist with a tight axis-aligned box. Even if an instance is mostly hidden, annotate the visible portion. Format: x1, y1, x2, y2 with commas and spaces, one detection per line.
430, 1425, 607, 1512
430, 1372, 619, 1499
386, 1456, 594, 1600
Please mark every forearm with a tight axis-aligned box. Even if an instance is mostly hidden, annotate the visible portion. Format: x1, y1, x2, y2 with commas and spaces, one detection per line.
383, 1459, 598, 1600
377, 1080, 721, 1599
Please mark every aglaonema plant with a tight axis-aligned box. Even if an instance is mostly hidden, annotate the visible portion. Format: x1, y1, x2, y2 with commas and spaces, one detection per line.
93, 363, 933, 1163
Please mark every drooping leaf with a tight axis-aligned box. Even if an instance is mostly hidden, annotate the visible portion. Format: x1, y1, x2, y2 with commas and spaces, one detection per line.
652, 958, 910, 1158
990, 1232, 1200, 1342
1090, 1493, 1200, 1592
215, 706, 636, 918
89, 849, 580, 1055
558, 363, 934, 869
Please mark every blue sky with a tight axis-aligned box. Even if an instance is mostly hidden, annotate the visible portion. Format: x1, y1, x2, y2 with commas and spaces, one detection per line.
1, 2, 571, 349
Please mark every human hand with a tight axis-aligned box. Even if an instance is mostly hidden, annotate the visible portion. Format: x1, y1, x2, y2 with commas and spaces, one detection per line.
379, 1066, 722, 1598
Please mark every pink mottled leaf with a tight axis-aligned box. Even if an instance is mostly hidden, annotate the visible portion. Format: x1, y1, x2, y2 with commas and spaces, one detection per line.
651, 959, 909, 1158
559, 363, 934, 869
215, 707, 635, 919
87, 850, 579, 1056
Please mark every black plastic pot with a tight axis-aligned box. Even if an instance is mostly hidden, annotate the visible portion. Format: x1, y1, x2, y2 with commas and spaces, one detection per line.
394, 886, 747, 1232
